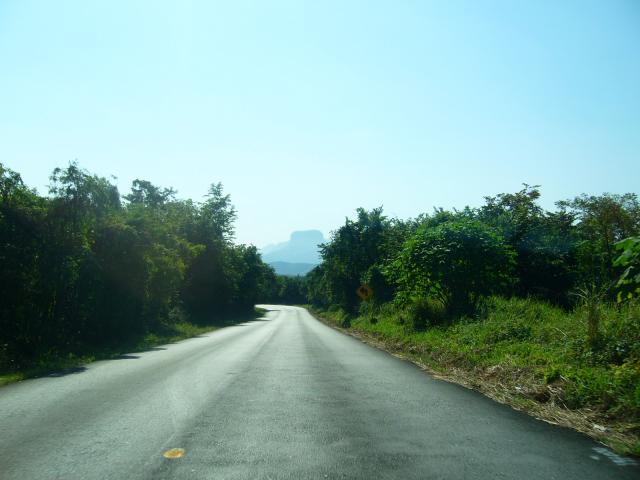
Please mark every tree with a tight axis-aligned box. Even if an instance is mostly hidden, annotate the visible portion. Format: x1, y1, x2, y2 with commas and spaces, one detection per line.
182, 183, 242, 322
388, 218, 516, 316
1, 163, 273, 372
0, 164, 47, 362
318, 207, 389, 311
305, 265, 330, 308
478, 185, 578, 304
232, 245, 275, 310
197, 182, 237, 244
558, 194, 640, 289
89, 220, 148, 342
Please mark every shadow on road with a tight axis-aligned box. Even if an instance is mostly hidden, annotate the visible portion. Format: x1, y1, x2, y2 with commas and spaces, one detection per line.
208, 308, 273, 329
47, 366, 87, 377
228, 317, 273, 328
3, 309, 270, 386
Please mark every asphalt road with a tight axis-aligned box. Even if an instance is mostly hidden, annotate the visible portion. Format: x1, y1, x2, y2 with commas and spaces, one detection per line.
1, 306, 638, 479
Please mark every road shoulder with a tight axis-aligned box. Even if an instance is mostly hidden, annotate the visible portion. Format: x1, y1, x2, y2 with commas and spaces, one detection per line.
305, 306, 639, 458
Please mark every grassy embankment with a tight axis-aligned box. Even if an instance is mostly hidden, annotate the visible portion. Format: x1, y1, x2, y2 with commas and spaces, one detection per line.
0, 307, 266, 387
309, 297, 640, 456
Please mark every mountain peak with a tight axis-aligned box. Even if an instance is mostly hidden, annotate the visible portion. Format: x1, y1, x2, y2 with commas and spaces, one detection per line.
289, 229, 325, 244
261, 230, 325, 264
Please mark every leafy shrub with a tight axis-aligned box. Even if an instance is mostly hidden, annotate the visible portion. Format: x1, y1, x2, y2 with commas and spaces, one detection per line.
563, 362, 640, 418
327, 305, 352, 328
488, 320, 533, 343
405, 297, 446, 331
572, 285, 607, 350
544, 366, 562, 384
614, 236, 640, 301
589, 299, 640, 365
388, 218, 516, 316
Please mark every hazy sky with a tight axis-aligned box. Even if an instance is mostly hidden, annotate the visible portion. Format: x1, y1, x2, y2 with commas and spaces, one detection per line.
1, 1, 639, 247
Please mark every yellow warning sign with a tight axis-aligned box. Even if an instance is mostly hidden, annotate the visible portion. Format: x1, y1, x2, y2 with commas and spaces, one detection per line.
356, 284, 373, 301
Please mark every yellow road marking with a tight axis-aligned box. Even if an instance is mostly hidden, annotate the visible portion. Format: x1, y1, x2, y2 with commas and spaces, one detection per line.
163, 448, 185, 459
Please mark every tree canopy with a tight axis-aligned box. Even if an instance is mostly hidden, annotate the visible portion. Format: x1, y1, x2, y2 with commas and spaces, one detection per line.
305, 186, 640, 318
0, 162, 277, 370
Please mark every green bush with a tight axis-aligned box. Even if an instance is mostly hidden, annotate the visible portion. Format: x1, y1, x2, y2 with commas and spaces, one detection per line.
388, 218, 516, 316
487, 320, 533, 343
570, 299, 640, 369
405, 297, 446, 332
614, 237, 640, 301
544, 366, 562, 384
326, 305, 352, 328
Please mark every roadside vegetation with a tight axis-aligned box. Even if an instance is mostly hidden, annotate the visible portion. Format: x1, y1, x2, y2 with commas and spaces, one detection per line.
0, 162, 277, 384
300, 186, 640, 455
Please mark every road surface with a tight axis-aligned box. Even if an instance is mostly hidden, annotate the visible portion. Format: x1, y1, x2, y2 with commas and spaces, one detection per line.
0, 306, 637, 479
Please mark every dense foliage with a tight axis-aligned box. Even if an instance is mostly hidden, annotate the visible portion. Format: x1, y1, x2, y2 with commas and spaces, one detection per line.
307, 186, 640, 315
0, 162, 275, 371
388, 219, 516, 316
263, 275, 308, 305
614, 236, 640, 301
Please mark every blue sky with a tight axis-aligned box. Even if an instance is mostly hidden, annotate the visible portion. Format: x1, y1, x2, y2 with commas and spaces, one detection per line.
1, 0, 638, 247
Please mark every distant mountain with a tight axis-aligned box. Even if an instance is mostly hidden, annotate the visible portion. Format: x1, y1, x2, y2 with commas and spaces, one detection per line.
261, 230, 325, 265
269, 261, 316, 277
